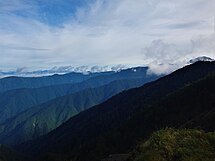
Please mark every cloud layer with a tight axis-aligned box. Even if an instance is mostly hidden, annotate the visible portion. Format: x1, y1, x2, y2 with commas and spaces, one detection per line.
0, 0, 214, 74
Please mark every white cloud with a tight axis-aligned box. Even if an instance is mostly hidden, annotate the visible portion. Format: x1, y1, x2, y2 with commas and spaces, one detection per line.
0, 0, 214, 74
0, 0, 36, 13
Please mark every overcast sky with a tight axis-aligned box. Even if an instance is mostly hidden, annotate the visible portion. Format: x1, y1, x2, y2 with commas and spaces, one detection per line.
0, 0, 214, 73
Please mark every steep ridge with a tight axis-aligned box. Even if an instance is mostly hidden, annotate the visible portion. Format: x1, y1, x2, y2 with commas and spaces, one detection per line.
0, 79, 146, 146
107, 74, 215, 159
0, 67, 157, 124
17, 61, 215, 161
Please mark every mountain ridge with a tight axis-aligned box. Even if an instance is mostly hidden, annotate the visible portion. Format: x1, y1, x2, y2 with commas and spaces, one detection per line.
0, 67, 157, 124
0, 67, 151, 93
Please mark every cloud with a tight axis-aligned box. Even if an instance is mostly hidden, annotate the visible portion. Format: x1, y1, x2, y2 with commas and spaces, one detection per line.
165, 21, 205, 30
16, 67, 28, 73
0, 0, 214, 74
0, 0, 36, 13
0, 45, 49, 51
144, 34, 215, 74
147, 63, 182, 75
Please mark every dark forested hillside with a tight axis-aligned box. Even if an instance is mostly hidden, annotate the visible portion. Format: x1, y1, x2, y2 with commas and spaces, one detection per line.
0, 145, 29, 161
16, 61, 215, 161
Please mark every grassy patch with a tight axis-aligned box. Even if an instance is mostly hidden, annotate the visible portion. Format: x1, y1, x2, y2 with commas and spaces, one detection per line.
130, 128, 215, 161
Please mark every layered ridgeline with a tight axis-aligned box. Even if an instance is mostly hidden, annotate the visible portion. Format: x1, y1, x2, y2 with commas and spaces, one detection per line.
0, 67, 158, 124
0, 67, 155, 94
17, 61, 215, 161
0, 79, 146, 146
0, 72, 100, 94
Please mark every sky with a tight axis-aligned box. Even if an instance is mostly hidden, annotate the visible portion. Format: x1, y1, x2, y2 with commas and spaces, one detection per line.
0, 0, 214, 75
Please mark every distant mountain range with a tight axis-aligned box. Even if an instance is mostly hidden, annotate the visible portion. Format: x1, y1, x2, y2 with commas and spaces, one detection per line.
0, 67, 158, 123
0, 67, 159, 146
0, 71, 107, 94
14, 61, 215, 161
0, 79, 148, 146
0, 67, 155, 94
1, 56, 214, 79
0, 65, 128, 78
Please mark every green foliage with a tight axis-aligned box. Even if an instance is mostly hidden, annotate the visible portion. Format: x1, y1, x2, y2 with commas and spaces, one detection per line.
131, 129, 215, 161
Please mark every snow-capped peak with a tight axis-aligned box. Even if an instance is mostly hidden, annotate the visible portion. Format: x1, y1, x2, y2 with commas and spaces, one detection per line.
188, 56, 214, 64
0, 65, 130, 78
